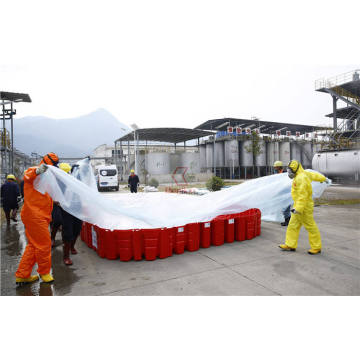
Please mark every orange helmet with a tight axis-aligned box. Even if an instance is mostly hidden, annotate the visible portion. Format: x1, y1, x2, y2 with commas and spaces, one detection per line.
40, 152, 59, 167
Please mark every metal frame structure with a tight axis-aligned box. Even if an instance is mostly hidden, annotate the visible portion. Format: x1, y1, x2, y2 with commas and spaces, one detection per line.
114, 127, 214, 180
315, 69, 360, 150
1, 92, 31, 179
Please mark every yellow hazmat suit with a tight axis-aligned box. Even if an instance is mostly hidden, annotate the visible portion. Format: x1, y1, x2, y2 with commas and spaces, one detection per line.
285, 160, 326, 252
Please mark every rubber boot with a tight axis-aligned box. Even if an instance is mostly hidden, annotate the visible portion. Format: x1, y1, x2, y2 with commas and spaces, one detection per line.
70, 239, 78, 255
279, 244, 296, 251
16, 275, 39, 284
308, 248, 321, 255
281, 217, 291, 226
63, 242, 73, 266
40, 273, 54, 283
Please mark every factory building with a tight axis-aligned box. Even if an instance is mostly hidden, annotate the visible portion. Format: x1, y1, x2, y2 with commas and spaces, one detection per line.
113, 121, 327, 184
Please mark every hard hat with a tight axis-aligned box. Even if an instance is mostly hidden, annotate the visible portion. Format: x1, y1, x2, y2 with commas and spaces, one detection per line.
59, 162, 72, 173
130, 169, 135, 173
7, 174, 16, 181
41, 152, 59, 166
273, 161, 283, 167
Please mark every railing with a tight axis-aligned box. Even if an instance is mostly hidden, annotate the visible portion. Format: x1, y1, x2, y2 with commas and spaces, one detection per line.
315, 69, 360, 90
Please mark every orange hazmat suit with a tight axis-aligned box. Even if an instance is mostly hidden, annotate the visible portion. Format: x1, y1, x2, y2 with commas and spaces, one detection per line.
15, 154, 58, 278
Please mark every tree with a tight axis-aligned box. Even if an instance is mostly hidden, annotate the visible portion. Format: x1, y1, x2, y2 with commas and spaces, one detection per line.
244, 130, 263, 177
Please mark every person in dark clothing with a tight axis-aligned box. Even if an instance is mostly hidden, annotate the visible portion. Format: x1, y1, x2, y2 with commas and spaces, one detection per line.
57, 162, 83, 265
20, 179, 24, 199
1, 174, 20, 226
50, 203, 63, 248
128, 169, 140, 193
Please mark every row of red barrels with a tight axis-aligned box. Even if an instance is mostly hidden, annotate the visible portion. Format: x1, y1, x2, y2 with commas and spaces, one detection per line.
80, 208, 261, 261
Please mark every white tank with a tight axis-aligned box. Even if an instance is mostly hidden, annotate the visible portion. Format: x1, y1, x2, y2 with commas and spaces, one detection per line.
224, 140, 239, 167
180, 152, 200, 173
146, 152, 170, 175
240, 140, 253, 166
170, 153, 181, 172
279, 142, 290, 165
200, 145, 206, 169
301, 142, 313, 168
312, 150, 360, 177
266, 142, 279, 166
215, 142, 224, 167
290, 142, 302, 163
206, 143, 213, 168
255, 140, 266, 166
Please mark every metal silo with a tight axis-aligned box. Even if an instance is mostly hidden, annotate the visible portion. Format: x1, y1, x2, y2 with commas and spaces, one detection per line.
240, 140, 253, 166
279, 142, 291, 165
255, 139, 266, 166
199, 144, 206, 170
146, 152, 171, 175
290, 142, 302, 163
180, 152, 200, 173
206, 143, 213, 168
215, 141, 224, 167
224, 139, 239, 167
266, 141, 279, 166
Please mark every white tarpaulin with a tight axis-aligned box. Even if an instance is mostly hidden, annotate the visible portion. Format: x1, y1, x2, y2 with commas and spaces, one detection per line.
34, 160, 330, 230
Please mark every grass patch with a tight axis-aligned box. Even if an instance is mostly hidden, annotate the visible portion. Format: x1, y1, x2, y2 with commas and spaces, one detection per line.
314, 199, 360, 206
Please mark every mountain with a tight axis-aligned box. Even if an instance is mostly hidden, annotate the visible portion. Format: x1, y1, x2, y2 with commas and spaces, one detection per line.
13, 108, 131, 157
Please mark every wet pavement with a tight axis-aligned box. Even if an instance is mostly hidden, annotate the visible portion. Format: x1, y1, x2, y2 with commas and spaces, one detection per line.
1, 186, 359, 296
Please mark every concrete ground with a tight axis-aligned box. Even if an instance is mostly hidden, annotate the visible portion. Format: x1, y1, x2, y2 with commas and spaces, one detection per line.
1, 186, 359, 296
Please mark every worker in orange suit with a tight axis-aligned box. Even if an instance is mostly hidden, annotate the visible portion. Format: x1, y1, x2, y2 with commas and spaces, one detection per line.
15, 152, 59, 284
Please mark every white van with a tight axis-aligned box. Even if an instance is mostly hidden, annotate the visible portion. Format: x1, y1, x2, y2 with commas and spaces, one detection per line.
95, 165, 119, 191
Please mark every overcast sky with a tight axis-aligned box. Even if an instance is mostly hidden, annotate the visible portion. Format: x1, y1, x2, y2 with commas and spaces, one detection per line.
1, 0, 359, 129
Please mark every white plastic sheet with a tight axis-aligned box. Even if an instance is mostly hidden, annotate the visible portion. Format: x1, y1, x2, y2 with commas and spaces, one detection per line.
34, 163, 330, 230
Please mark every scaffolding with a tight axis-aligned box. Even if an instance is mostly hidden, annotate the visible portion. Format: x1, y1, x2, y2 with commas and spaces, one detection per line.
315, 69, 360, 151
1, 92, 31, 180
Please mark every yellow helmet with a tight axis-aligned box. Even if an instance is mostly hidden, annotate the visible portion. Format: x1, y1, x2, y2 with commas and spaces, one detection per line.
273, 161, 283, 167
7, 174, 16, 181
59, 162, 72, 173
130, 169, 135, 173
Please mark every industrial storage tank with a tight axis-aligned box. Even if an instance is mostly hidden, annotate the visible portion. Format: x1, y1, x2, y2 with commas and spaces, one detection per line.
255, 140, 266, 166
240, 140, 253, 166
215, 142, 224, 167
266, 142, 279, 166
312, 150, 360, 178
290, 142, 302, 163
224, 140, 239, 167
170, 153, 180, 172
180, 152, 200, 173
146, 152, 171, 175
206, 143, 213, 168
279, 142, 290, 165
199, 144, 206, 170
301, 142, 313, 168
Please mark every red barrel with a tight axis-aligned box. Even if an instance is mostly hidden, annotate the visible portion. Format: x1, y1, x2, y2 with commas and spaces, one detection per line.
235, 213, 246, 241
103, 229, 118, 260
94, 226, 106, 258
185, 223, 200, 251
211, 217, 225, 246
142, 228, 160, 261
245, 209, 256, 240
159, 228, 173, 259
225, 216, 236, 243
115, 230, 133, 261
200, 222, 211, 248
132, 229, 144, 260
255, 209, 261, 236
174, 226, 187, 254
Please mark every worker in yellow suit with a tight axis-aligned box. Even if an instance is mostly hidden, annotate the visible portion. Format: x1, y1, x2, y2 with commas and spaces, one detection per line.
279, 160, 329, 255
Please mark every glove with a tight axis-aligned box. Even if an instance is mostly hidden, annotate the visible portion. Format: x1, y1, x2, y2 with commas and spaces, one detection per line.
128, 184, 130, 188
36, 164, 48, 175
291, 209, 299, 215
